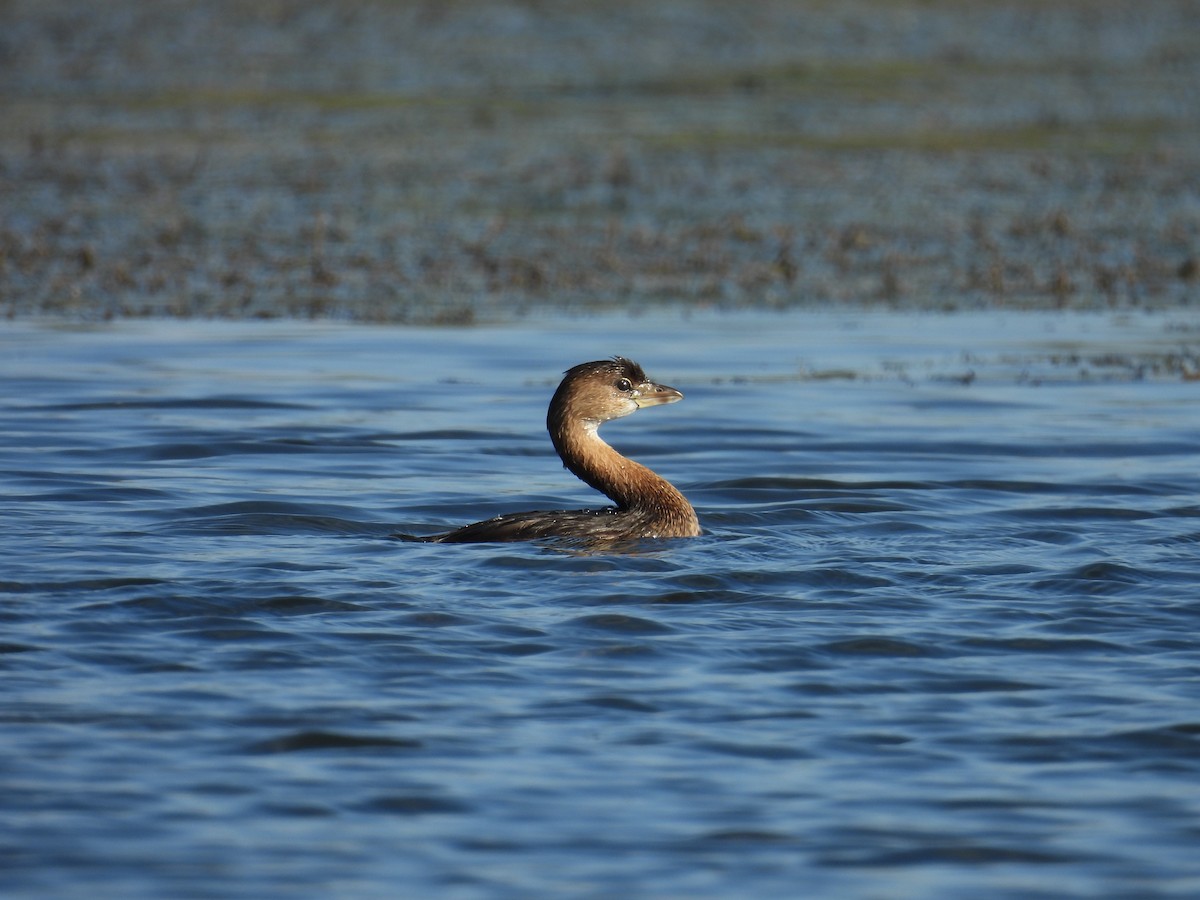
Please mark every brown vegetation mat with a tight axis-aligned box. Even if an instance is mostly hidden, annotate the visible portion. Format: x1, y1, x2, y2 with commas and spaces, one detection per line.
3, 0, 1198, 322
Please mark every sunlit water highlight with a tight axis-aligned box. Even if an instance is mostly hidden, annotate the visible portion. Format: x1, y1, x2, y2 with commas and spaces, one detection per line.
2, 311, 1199, 898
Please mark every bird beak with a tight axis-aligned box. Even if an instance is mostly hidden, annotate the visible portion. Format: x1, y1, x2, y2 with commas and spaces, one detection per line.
633, 383, 684, 408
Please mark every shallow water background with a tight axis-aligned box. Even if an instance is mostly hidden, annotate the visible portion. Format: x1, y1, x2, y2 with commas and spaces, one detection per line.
5, 0, 1199, 322
3, 311, 1200, 898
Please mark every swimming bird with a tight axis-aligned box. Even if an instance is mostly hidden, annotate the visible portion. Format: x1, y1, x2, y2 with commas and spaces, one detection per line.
399, 357, 700, 543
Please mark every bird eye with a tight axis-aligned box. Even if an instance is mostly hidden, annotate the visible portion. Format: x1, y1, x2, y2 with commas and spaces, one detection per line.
616, 377, 633, 392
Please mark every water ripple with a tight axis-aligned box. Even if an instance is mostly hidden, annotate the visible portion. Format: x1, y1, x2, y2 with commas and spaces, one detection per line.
3, 315, 1199, 897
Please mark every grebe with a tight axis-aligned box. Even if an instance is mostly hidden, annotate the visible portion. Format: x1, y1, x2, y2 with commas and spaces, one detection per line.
400, 357, 701, 543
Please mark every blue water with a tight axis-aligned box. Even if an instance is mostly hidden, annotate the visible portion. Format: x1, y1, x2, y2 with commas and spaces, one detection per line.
2, 311, 1199, 899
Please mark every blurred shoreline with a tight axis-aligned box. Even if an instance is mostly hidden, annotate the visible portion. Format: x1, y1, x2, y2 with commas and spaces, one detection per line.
3, 0, 1198, 323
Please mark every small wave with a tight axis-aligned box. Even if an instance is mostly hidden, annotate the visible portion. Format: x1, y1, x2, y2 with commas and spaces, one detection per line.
1032, 561, 1152, 596
562, 614, 675, 635
24, 396, 309, 413
164, 500, 389, 536
245, 730, 422, 754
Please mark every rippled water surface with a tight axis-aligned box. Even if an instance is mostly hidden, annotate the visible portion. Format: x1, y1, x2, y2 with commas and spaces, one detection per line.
3, 311, 1199, 898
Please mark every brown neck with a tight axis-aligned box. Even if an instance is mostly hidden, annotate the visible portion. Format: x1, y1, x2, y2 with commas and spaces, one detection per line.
550, 416, 697, 528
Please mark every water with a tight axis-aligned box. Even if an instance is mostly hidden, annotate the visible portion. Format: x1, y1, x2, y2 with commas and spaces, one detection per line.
2, 311, 1199, 899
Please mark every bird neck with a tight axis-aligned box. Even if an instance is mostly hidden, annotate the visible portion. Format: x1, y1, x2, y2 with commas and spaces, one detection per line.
551, 418, 693, 519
